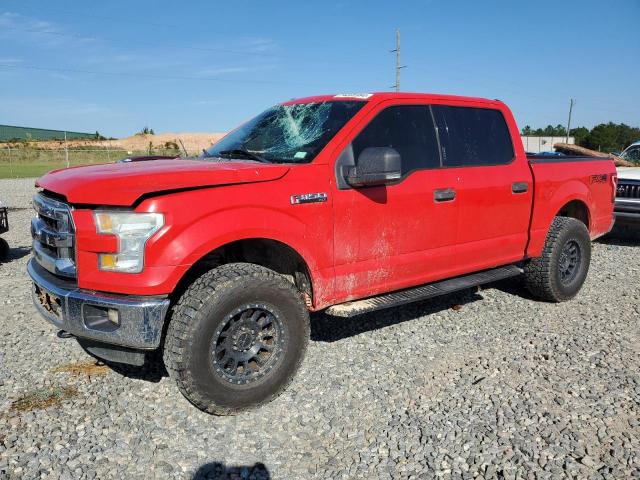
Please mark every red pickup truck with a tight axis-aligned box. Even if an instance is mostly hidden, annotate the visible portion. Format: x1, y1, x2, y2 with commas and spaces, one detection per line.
29, 92, 616, 414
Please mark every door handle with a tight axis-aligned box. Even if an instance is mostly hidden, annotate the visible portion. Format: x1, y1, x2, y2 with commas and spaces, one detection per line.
512, 182, 529, 194
434, 188, 456, 202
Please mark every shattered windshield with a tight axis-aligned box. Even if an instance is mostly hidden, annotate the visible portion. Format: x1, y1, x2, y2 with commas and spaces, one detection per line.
204, 100, 365, 163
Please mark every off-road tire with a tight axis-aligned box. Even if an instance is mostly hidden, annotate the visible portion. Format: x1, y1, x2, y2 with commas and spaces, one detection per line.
0, 238, 8, 262
163, 263, 310, 415
524, 216, 591, 302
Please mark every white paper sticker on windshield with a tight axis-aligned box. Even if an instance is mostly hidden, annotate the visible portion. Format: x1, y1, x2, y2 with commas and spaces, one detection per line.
334, 93, 373, 99
294, 151, 308, 159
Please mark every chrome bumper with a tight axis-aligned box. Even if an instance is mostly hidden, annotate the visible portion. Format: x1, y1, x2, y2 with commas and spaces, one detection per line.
27, 258, 170, 349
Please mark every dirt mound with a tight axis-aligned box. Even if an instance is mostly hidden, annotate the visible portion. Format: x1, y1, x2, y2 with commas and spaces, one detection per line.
1, 132, 226, 156
105, 132, 226, 154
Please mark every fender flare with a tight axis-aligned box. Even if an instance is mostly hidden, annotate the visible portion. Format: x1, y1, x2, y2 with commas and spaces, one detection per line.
528, 180, 592, 257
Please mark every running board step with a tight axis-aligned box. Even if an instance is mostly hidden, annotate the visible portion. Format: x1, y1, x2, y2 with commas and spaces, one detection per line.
325, 265, 523, 318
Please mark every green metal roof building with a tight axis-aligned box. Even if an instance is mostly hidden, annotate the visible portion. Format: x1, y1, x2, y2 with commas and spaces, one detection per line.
0, 124, 96, 142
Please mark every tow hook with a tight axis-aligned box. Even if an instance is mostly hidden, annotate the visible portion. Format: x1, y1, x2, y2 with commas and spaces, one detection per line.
57, 330, 75, 339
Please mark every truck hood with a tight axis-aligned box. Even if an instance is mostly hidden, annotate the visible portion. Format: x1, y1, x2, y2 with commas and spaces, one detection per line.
617, 166, 640, 181
36, 159, 290, 206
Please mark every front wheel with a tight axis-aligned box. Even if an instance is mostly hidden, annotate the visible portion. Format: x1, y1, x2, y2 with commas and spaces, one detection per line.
163, 263, 309, 415
524, 216, 591, 302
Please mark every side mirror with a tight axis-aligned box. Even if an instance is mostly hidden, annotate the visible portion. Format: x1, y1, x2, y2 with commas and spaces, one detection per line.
346, 147, 401, 187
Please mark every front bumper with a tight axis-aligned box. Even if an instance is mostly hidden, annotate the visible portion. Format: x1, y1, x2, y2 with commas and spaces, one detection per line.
28, 259, 170, 349
614, 199, 640, 226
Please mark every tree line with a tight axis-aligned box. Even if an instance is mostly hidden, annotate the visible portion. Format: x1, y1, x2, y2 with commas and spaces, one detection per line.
520, 122, 640, 153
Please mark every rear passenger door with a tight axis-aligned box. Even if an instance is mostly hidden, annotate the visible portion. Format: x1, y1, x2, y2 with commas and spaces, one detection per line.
431, 105, 533, 271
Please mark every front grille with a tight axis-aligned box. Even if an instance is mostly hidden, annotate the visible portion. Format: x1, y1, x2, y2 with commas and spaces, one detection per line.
617, 180, 640, 200
31, 192, 76, 278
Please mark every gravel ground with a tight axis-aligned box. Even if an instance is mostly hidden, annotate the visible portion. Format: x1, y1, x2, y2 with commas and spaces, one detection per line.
0, 177, 639, 479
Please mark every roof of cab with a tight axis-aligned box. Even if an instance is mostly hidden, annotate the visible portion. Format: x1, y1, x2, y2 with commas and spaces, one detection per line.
283, 92, 503, 106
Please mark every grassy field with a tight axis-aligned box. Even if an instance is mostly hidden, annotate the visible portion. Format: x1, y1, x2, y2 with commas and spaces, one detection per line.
0, 148, 182, 178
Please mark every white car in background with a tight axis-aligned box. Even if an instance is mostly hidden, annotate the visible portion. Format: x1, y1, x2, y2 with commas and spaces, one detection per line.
620, 141, 640, 163
615, 162, 640, 227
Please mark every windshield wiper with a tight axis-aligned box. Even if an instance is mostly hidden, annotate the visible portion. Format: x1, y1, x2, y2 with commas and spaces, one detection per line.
217, 149, 270, 163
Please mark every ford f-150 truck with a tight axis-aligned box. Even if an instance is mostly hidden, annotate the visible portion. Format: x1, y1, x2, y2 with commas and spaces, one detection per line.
28, 92, 616, 414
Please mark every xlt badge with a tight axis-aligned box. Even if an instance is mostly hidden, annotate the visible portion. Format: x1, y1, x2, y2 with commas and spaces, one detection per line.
290, 193, 328, 205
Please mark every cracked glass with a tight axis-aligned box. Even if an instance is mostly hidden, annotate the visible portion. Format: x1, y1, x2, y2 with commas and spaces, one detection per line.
205, 101, 365, 163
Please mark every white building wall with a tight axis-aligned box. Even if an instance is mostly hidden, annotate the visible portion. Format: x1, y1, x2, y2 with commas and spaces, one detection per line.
520, 136, 575, 153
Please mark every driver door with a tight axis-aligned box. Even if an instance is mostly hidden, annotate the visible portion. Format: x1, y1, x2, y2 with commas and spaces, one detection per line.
331, 102, 460, 302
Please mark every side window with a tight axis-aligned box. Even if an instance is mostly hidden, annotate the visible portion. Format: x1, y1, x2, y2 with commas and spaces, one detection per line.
432, 106, 514, 167
352, 105, 440, 175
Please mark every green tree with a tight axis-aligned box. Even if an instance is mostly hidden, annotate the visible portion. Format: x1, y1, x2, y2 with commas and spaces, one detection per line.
542, 125, 555, 136
523, 123, 640, 151
583, 122, 640, 152
539, 124, 567, 136
570, 127, 589, 146
617, 123, 640, 149
138, 126, 155, 135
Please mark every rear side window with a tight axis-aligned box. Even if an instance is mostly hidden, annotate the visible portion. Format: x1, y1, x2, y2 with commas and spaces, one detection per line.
432, 106, 514, 167
352, 105, 441, 175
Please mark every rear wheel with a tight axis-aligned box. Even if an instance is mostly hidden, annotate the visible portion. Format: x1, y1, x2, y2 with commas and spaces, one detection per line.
524, 216, 591, 302
163, 263, 309, 415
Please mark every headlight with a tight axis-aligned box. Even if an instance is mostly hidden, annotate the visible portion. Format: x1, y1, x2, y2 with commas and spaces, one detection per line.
94, 211, 164, 273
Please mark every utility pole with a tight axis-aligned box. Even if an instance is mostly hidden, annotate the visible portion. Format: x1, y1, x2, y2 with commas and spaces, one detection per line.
178, 138, 189, 157
64, 131, 69, 168
390, 29, 406, 91
7, 146, 13, 178
565, 98, 574, 144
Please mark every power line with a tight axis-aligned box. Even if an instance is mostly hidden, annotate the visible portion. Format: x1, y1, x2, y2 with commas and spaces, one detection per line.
2, 27, 632, 118
0, 63, 376, 90
414, 66, 637, 117
2, 25, 286, 58
7, 4, 184, 30
0, 63, 278, 84
5, 62, 628, 119
9, 27, 94, 41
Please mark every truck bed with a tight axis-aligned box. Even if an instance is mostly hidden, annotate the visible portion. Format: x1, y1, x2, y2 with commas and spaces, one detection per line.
526, 154, 616, 258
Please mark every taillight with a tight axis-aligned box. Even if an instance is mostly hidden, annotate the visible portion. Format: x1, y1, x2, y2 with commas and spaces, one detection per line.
611, 173, 618, 203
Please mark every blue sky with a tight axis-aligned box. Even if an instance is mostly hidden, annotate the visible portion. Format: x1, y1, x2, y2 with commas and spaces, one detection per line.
1, 0, 638, 138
